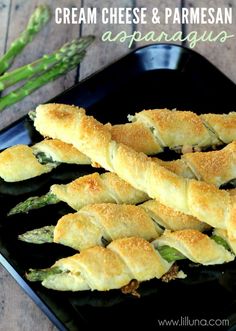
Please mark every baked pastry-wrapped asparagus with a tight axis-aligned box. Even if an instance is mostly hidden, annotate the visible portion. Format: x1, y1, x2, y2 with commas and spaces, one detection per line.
18, 201, 209, 250
212, 228, 236, 253
2, 109, 236, 183
8, 172, 148, 215
33, 104, 236, 239
8, 141, 236, 214
26, 232, 234, 291
0, 140, 90, 182
29, 108, 236, 154
125, 108, 236, 153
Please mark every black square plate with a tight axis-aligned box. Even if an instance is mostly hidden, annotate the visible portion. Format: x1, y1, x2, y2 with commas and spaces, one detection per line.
1, 44, 236, 331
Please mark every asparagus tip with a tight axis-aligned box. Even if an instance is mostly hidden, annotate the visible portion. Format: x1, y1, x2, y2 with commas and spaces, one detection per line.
18, 225, 55, 244
28, 110, 36, 121
7, 196, 39, 216
28, 4, 51, 28
7, 193, 59, 216
26, 266, 61, 282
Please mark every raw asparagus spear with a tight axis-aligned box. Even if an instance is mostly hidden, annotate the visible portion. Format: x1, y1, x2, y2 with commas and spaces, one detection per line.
0, 36, 95, 91
0, 5, 50, 75
0, 51, 86, 112
8, 193, 59, 216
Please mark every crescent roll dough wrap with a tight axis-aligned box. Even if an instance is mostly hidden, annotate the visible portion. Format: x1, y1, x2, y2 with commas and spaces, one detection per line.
154, 230, 233, 265
0, 139, 90, 182
0, 145, 53, 182
182, 141, 236, 186
127, 109, 217, 152
32, 139, 91, 164
54, 204, 161, 251
27, 232, 234, 292
51, 172, 148, 209
2, 136, 236, 187
128, 109, 236, 152
20, 201, 209, 250
201, 113, 236, 144
33, 104, 236, 239
44, 238, 171, 291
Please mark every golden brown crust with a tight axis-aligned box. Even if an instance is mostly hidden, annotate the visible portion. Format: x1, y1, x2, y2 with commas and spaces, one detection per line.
141, 200, 210, 232
50, 172, 148, 210
109, 237, 170, 281
183, 141, 236, 186
42, 232, 232, 291
112, 143, 233, 232
3, 128, 236, 187
51, 173, 115, 210
227, 193, 236, 240
111, 122, 163, 154
133, 109, 218, 148
81, 203, 160, 240
55, 246, 131, 291
52, 198, 209, 252
53, 237, 171, 290
4, 107, 236, 183
54, 213, 103, 251
229, 188, 236, 197
100, 172, 149, 203
54, 203, 160, 251
35, 104, 114, 171
201, 112, 236, 143
4, 132, 232, 186
0, 145, 52, 182
112, 143, 188, 212
154, 229, 234, 265
188, 180, 230, 229
153, 158, 194, 179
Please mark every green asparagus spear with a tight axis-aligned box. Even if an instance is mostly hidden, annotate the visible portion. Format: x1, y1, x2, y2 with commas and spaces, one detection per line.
18, 220, 232, 256
19, 223, 186, 260
211, 235, 230, 251
159, 235, 231, 262
0, 36, 94, 91
28, 110, 36, 121
0, 51, 86, 112
25, 235, 233, 286
26, 266, 62, 282
0, 5, 51, 75
35, 152, 60, 165
17, 225, 188, 260
18, 225, 55, 244
158, 245, 185, 262
8, 192, 60, 216
18, 228, 113, 246
26, 247, 185, 283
